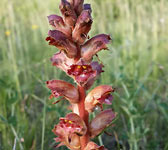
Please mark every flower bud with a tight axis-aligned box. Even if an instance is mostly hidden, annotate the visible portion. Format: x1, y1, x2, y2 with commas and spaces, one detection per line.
90, 109, 116, 138
47, 15, 71, 36
46, 80, 79, 103
46, 30, 77, 58
59, 0, 77, 28
74, 0, 84, 15
84, 4, 92, 12
85, 85, 114, 112
72, 9, 92, 44
67, 0, 84, 16
81, 34, 111, 62
84, 142, 107, 150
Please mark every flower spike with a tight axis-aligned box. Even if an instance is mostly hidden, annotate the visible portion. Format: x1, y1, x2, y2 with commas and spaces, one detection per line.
46, 0, 117, 149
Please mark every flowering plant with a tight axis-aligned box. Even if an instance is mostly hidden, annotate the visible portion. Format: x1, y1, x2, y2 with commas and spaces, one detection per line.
46, 0, 116, 149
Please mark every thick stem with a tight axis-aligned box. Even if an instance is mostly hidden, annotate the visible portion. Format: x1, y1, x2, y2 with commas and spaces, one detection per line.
78, 86, 89, 150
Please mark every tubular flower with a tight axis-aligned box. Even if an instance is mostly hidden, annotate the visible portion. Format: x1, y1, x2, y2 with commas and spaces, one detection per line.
72, 9, 92, 44
46, 80, 79, 103
67, 63, 96, 86
59, 0, 77, 28
50, 51, 75, 72
84, 61, 104, 90
67, 0, 84, 16
73, 0, 84, 15
84, 142, 107, 150
90, 109, 116, 138
81, 34, 111, 62
85, 85, 114, 112
46, 30, 77, 58
53, 113, 87, 150
47, 15, 71, 36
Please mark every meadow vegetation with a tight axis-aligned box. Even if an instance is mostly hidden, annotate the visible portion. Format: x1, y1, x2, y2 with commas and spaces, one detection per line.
0, 0, 168, 149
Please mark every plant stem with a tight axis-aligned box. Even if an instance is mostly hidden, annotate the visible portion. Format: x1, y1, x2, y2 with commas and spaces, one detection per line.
77, 86, 89, 150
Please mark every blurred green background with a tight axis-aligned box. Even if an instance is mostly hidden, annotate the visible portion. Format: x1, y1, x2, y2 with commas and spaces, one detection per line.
0, 0, 168, 149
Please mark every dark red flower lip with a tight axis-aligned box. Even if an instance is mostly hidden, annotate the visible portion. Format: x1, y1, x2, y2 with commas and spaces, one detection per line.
67, 64, 97, 85
67, 64, 93, 76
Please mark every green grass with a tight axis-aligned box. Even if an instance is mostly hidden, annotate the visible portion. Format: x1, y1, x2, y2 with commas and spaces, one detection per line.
0, 0, 168, 149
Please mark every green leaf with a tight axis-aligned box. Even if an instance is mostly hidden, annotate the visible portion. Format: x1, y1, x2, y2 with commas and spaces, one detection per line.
0, 115, 8, 124
8, 116, 17, 127
159, 102, 168, 110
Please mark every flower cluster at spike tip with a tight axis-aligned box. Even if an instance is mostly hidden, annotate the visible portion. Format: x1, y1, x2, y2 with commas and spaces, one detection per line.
45, 0, 117, 149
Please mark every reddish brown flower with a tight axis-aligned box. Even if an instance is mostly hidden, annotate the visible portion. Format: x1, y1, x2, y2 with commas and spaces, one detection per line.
53, 113, 87, 150
90, 109, 116, 138
45, 0, 117, 149
67, 63, 96, 85
67, 0, 84, 16
47, 15, 71, 36
84, 61, 104, 90
72, 9, 92, 44
85, 85, 114, 112
84, 142, 107, 150
50, 51, 75, 72
81, 34, 111, 62
59, 0, 77, 28
46, 80, 79, 103
46, 30, 77, 58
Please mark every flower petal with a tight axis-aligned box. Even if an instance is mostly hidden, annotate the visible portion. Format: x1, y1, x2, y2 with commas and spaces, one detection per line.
72, 9, 92, 44
85, 85, 114, 112
81, 34, 111, 62
47, 14, 71, 36
50, 51, 75, 72
84, 142, 107, 150
65, 113, 87, 135
67, 134, 81, 150
67, 63, 97, 86
59, 0, 77, 28
67, 0, 84, 15
90, 109, 116, 138
46, 30, 77, 58
46, 80, 79, 103
84, 4, 92, 12
54, 130, 81, 150
84, 61, 104, 90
